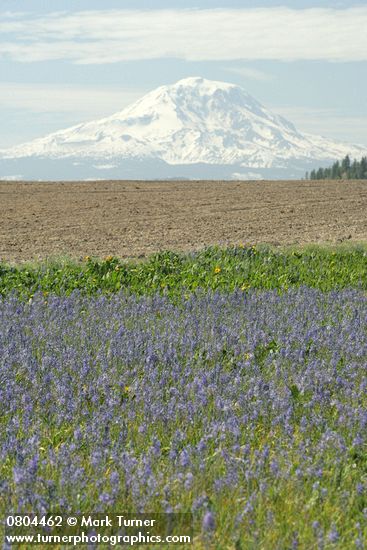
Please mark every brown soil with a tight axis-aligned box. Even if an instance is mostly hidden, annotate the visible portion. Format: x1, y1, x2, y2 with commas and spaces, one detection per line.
1, 179, 366, 262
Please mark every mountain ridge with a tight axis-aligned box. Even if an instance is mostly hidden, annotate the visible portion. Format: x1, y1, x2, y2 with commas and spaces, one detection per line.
1, 77, 366, 180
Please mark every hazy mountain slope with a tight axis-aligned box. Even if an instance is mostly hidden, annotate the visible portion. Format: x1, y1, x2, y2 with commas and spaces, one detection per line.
1, 77, 366, 180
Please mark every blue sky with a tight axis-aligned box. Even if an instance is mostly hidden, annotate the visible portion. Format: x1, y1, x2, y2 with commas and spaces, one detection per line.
1, 0, 366, 148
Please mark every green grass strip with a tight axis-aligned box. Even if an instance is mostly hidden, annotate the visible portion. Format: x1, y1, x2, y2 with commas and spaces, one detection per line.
1, 244, 366, 298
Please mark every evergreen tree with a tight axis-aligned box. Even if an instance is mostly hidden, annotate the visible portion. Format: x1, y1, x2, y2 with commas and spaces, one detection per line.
334, 161, 341, 178
316, 167, 324, 179
361, 157, 367, 178
341, 154, 351, 176
306, 155, 367, 180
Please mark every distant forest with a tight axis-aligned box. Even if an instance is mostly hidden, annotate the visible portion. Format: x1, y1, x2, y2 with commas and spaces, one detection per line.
306, 155, 367, 180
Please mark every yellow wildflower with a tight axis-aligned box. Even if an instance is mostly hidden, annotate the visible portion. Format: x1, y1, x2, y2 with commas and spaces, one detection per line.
214, 266, 221, 274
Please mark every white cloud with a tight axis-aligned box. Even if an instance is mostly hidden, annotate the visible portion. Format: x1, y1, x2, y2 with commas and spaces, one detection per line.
0, 174, 23, 181
93, 164, 117, 170
0, 82, 145, 114
231, 172, 264, 180
223, 66, 272, 81
0, 7, 367, 64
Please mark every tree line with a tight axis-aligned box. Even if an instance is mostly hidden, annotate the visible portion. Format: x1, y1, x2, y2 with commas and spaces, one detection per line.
306, 155, 367, 180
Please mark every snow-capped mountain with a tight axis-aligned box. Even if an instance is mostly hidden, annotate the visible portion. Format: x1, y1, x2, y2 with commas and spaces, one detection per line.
1, 77, 366, 180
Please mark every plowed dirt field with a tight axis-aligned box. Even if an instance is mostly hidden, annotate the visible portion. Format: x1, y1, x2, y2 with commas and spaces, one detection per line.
1, 179, 366, 262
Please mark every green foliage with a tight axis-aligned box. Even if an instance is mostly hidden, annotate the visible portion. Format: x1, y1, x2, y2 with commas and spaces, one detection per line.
254, 339, 280, 366
307, 155, 367, 180
1, 244, 367, 299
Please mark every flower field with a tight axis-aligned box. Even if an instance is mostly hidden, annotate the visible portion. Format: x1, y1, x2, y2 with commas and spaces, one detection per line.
1, 246, 367, 548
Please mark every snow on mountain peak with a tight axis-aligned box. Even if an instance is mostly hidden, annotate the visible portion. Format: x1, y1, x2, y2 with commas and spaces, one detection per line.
173, 76, 237, 91
1, 77, 366, 179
